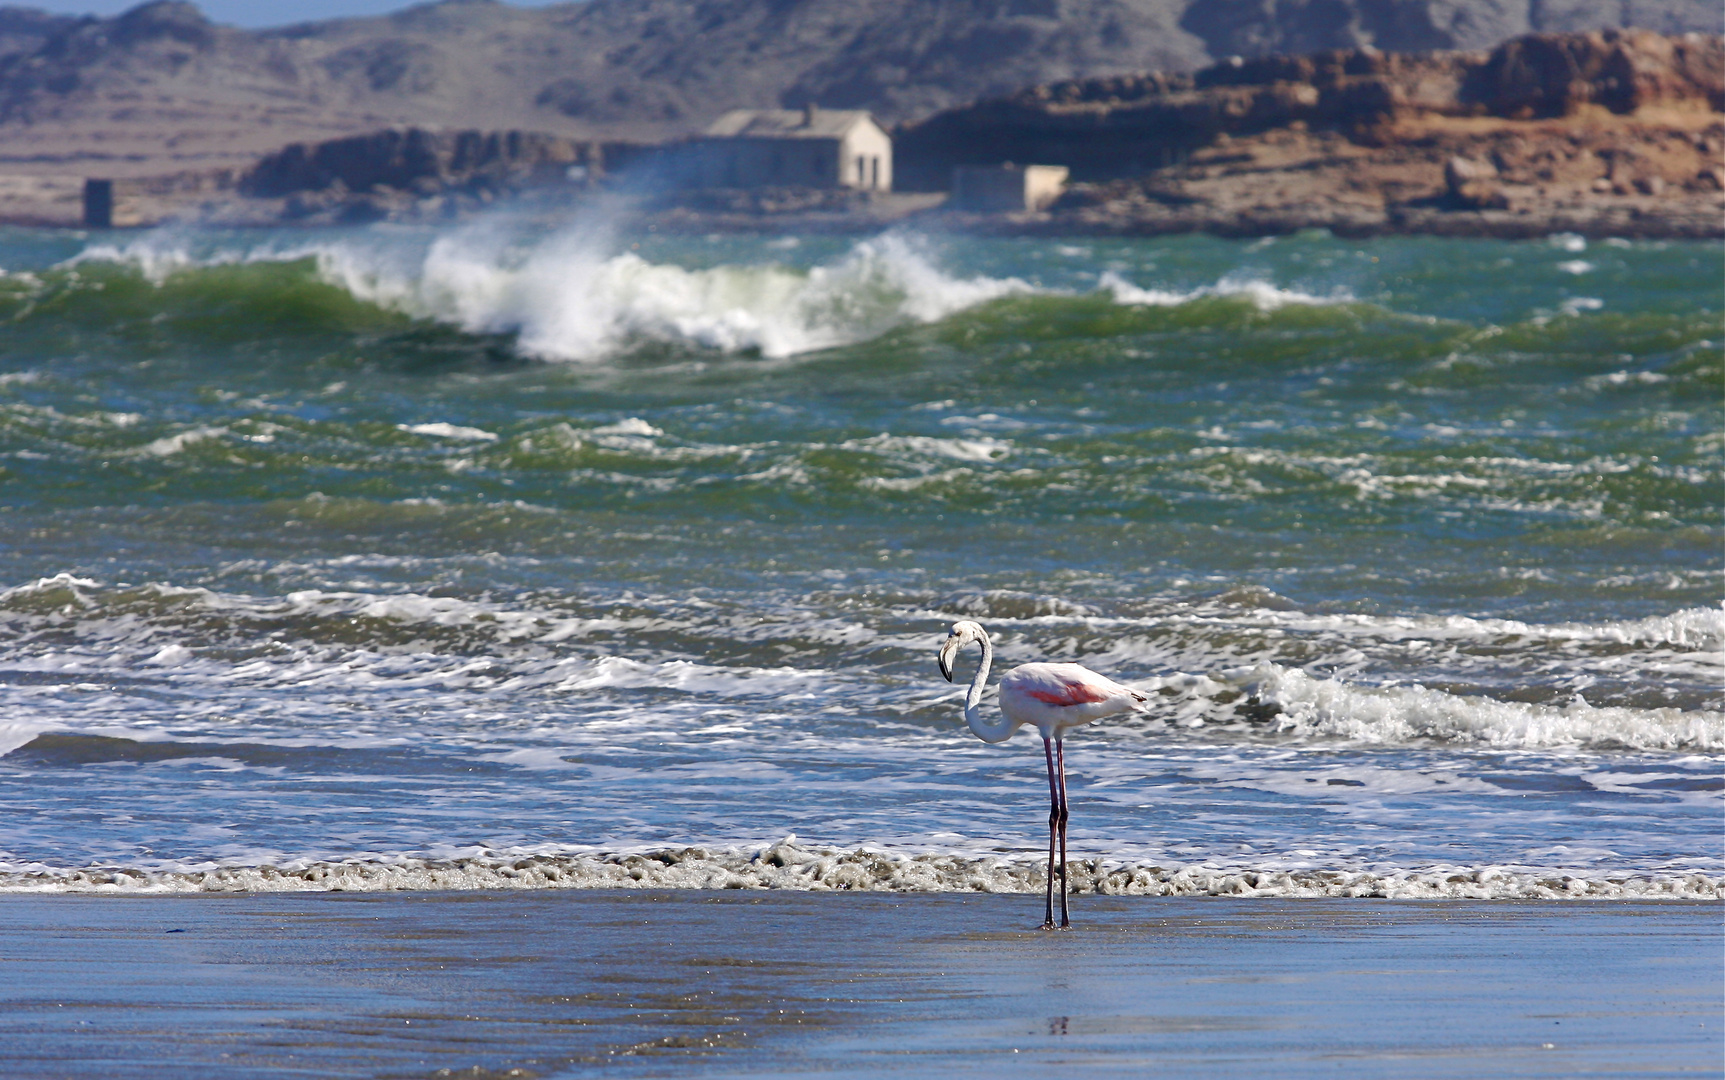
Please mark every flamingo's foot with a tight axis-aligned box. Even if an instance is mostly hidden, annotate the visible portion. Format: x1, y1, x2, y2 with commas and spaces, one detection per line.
1038, 920, 1057, 931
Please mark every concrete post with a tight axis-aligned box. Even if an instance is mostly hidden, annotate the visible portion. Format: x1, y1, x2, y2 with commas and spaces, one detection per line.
83, 179, 113, 228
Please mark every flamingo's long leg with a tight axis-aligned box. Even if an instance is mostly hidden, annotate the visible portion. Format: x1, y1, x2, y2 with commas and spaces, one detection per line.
1042, 736, 1060, 930
1055, 737, 1070, 929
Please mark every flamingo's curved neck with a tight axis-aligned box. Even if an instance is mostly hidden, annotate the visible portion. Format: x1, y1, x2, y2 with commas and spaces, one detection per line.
963, 630, 1017, 743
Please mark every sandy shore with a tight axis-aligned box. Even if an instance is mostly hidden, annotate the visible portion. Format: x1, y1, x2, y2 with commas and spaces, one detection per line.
1, 892, 1716, 1078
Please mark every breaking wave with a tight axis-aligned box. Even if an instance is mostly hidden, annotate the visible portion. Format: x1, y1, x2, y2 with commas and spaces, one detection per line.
56, 230, 1036, 360
316, 231, 1036, 359
1, 573, 1718, 752
1198, 663, 1724, 751
41, 227, 1373, 362
1225, 605, 1725, 651
2, 839, 1717, 899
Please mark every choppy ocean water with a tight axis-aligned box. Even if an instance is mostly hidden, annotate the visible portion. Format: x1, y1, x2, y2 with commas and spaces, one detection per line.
0, 220, 1718, 898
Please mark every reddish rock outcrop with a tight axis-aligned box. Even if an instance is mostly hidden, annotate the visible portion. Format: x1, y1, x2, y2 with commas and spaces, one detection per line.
898, 29, 1724, 238
1462, 30, 1724, 118
896, 29, 1725, 188
1030, 119, 1723, 239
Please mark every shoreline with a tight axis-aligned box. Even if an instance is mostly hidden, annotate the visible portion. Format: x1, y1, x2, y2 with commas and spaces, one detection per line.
5, 841, 1720, 899
642, 205, 1725, 241
9, 201, 1723, 241
3, 891, 1718, 1078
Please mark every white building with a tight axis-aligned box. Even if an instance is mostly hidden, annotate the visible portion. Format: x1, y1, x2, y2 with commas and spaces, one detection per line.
696, 106, 892, 191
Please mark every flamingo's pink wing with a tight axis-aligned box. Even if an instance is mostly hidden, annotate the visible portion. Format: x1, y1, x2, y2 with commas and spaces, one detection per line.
1004, 663, 1144, 710
1023, 679, 1114, 707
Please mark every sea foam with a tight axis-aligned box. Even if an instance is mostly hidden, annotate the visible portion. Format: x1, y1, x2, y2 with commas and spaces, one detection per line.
1100, 270, 1350, 309
2, 840, 1716, 900
1217, 662, 1724, 751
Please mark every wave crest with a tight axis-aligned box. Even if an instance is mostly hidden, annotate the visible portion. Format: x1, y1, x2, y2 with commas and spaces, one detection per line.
1100, 270, 1350, 309
1203, 662, 1724, 751
333, 232, 1040, 359
52, 228, 1390, 362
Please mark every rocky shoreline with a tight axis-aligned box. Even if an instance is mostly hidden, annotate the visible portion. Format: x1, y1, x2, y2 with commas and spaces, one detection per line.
11, 173, 1720, 242
972, 123, 1725, 241
896, 29, 1725, 240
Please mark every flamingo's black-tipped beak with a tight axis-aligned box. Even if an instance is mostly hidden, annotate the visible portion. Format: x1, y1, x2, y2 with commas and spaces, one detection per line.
937, 637, 958, 682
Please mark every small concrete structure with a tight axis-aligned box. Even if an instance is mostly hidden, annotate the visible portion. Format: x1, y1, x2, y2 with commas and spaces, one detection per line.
696, 106, 891, 191
951, 164, 1069, 212
83, 179, 113, 228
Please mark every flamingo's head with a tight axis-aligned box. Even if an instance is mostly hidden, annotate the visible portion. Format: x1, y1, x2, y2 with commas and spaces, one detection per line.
937, 620, 987, 682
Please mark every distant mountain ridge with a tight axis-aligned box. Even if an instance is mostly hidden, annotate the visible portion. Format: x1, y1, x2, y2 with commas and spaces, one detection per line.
0, 0, 1716, 177
0, 6, 77, 59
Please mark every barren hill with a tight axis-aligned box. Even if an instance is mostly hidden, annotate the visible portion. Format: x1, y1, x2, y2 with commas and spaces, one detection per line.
0, 0, 1717, 182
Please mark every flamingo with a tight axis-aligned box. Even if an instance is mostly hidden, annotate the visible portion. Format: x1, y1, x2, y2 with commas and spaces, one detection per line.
938, 619, 1148, 930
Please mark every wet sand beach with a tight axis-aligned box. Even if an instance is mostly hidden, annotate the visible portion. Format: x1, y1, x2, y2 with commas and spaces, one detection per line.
2, 892, 1718, 1078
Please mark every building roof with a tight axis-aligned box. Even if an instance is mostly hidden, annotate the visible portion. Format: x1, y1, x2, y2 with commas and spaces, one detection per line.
703, 108, 878, 140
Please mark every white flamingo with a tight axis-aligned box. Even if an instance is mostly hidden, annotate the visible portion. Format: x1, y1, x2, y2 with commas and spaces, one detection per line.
938, 619, 1148, 929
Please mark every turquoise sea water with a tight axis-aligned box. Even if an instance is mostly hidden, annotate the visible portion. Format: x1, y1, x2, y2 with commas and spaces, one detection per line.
0, 221, 1719, 896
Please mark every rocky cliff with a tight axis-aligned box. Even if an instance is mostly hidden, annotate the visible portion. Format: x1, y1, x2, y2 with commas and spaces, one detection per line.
896, 29, 1723, 187
237, 127, 624, 225
902, 30, 1724, 239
